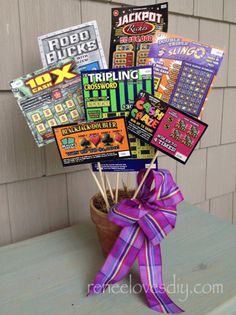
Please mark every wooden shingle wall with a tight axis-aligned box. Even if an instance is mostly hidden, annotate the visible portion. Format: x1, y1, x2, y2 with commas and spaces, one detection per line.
0, 0, 235, 246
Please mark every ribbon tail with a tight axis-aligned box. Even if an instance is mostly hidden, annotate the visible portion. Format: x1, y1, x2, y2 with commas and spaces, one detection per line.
138, 239, 184, 313
88, 224, 144, 295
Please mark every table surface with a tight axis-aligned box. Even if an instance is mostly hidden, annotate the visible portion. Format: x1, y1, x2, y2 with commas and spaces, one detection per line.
0, 202, 236, 315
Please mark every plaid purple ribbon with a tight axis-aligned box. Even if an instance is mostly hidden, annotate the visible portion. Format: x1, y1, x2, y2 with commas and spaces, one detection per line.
88, 169, 184, 313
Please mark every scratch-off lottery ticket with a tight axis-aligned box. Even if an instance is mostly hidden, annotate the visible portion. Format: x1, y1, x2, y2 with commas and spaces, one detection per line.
127, 96, 208, 164
150, 106, 208, 164
38, 21, 107, 70
82, 66, 154, 120
147, 32, 224, 117
109, 3, 168, 68
127, 90, 169, 143
10, 58, 84, 147
82, 66, 158, 172
53, 117, 131, 166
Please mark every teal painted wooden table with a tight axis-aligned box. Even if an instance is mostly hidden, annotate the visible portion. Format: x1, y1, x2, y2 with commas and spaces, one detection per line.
0, 203, 236, 315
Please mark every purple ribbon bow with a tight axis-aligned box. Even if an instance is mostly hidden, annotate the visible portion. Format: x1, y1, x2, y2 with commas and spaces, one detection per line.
89, 169, 184, 313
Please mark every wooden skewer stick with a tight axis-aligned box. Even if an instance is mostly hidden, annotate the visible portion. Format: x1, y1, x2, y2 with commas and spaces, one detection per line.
97, 162, 110, 210
89, 168, 106, 201
115, 172, 120, 203
98, 162, 106, 193
105, 173, 115, 201
104, 171, 108, 191
132, 150, 159, 200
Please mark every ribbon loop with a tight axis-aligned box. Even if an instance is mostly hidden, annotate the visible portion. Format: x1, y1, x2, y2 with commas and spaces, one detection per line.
89, 169, 184, 313
109, 199, 148, 228
138, 210, 175, 246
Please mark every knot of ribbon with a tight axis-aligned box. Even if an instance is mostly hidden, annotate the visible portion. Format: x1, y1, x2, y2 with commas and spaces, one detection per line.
89, 169, 184, 313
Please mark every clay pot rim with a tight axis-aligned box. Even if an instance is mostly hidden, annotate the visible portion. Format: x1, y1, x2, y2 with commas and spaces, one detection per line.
90, 191, 109, 218
90, 192, 121, 234
90, 189, 135, 212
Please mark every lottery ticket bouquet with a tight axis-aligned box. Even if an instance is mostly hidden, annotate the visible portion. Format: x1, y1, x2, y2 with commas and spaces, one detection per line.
9, 3, 225, 312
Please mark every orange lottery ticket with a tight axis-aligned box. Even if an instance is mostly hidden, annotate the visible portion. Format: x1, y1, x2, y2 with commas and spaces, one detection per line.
53, 117, 131, 166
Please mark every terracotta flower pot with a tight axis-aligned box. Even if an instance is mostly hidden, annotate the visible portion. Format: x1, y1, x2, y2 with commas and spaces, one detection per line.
90, 192, 121, 257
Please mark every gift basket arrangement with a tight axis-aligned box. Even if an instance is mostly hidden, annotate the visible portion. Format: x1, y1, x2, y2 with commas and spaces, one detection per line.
9, 2, 224, 313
